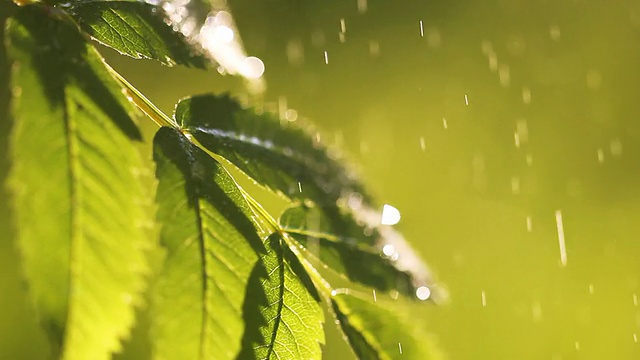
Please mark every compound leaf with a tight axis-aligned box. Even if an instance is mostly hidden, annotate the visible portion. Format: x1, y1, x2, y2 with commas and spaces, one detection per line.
6, 6, 152, 359
151, 127, 264, 360
69, 0, 208, 68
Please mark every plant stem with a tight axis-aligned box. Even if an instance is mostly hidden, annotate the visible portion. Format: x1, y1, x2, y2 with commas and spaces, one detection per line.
104, 62, 177, 129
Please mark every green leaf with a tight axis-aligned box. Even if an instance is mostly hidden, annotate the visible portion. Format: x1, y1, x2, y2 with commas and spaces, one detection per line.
331, 292, 441, 360
280, 205, 417, 297
280, 204, 441, 301
6, 5, 152, 359
151, 127, 265, 360
238, 233, 325, 360
68, 0, 208, 68
176, 93, 442, 301
176, 93, 371, 208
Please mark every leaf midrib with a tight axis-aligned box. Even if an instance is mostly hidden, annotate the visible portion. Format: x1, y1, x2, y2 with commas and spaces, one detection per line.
265, 240, 285, 360
61, 86, 80, 357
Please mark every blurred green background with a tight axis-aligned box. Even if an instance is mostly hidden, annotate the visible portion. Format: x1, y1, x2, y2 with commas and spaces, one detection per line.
2, 0, 640, 359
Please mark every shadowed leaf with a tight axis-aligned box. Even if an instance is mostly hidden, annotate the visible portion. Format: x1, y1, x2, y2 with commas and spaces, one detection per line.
151, 127, 264, 360
238, 233, 324, 360
69, 0, 208, 68
280, 206, 416, 297
6, 6, 152, 359
331, 292, 441, 360
280, 204, 442, 301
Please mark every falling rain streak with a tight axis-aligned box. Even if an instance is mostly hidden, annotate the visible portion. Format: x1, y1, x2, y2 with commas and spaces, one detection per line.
555, 210, 567, 266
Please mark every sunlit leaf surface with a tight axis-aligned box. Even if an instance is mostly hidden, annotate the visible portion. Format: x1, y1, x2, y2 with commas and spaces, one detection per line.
176, 93, 370, 207
331, 292, 441, 360
152, 127, 264, 360
238, 233, 325, 360
69, 0, 208, 68
6, 6, 152, 359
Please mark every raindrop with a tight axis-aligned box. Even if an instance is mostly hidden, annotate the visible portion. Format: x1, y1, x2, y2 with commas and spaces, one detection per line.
239, 56, 265, 79
372, 290, 377, 302
597, 148, 605, 163
357, 0, 367, 13
340, 18, 346, 33
488, 53, 498, 72
369, 40, 381, 57
442, 118, 448, 129
416, 286, 431, 301
464, 94, 469, 105
511, 177, 520, 195
286, 39, 305, 66
610, 139, 623, 156
555, 210, 567, 267
398, 342, 403, 354
588, 284, 594, 294
516, 119, 529, 143
575, 341, 580, 351
526, 216, 533, 232
212, 24, 234, 43
347, 192, 363, 210
285, 109, 298, 122
532, 301, 542, 322
426, 28, 441, 48
419, 20, 424, 37
549, 25, 561, 41
522, 87, 532, 104
298, 182, 302, 193
481, 290, 487, 307
499, 64, 511, 87
420, 137, 426, 151
381, 204, 401, 225
382, 244, 396, 257
324, 51, 329, 64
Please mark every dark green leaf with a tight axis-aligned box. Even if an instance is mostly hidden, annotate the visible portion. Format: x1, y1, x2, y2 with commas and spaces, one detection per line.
280, 204, 442, 301
6, 6, 152, 359
331, 292, 442, 360
151, 127, 265, 360
238, 233, 325, 360
280, 205, 417, 297
69, 1, 208, 68
176, 93, 371, 207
